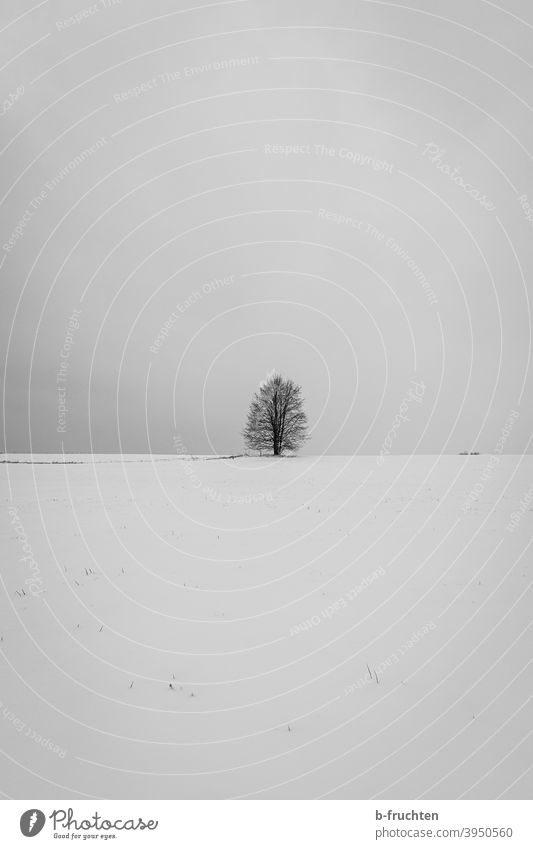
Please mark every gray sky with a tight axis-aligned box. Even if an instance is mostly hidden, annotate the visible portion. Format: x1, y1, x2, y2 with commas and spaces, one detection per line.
1, 0, 532, 454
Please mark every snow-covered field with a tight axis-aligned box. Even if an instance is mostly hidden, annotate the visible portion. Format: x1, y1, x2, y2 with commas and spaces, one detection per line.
1, 454, 532, 799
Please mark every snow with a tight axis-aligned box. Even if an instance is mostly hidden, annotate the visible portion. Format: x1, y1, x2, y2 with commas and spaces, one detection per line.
1, 454, 531, 799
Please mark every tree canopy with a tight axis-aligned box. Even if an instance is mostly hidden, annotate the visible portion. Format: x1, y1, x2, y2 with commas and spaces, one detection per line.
242, 373, 309, 456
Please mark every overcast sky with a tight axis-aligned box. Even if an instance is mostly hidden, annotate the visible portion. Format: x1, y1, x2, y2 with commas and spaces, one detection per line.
1, 0, 532, 454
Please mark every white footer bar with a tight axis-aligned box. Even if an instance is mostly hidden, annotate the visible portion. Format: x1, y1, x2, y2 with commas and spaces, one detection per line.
1, 800, 531, 848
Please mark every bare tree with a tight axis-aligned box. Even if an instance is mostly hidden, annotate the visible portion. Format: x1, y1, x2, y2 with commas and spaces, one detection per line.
242, 373, 309, 455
